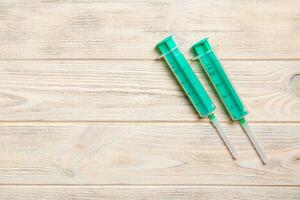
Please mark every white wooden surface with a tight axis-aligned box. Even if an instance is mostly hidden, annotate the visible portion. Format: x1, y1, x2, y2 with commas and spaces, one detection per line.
0, 186, 300, 200
0, 0, 299, 199
1, 60, 299, 122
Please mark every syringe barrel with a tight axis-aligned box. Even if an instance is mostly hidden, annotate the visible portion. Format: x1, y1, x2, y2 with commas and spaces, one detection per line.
191, 38, 248, 121
156, 36, 216, 117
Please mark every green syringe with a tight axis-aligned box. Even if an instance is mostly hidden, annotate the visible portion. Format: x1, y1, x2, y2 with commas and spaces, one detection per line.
156, 36, 238, 159
191, 38, 267, 164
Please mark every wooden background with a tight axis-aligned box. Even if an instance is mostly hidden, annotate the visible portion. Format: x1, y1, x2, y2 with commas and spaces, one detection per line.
0, 0, 300, 199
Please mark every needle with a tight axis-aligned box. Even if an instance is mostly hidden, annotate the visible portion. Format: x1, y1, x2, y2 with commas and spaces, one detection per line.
240, 119, 268, 164
209, 114, 238, 160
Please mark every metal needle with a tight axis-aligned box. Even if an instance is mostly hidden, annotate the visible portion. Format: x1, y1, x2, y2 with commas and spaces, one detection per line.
209, 114, 238, 160
240, 120, 267, 164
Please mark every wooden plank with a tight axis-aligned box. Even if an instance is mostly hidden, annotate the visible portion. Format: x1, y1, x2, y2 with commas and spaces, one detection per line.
0, 0, 299, 59
0, 122, 299, 185
0, 60, 299, 121
0, 186, 300, 200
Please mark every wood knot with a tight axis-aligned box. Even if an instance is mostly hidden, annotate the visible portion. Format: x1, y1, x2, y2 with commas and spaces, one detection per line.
289, 73, 300, 97
291, 153, 300, 164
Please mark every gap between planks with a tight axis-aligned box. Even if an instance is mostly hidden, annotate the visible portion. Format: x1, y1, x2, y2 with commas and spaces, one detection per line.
0, 58, 300, 61
0, 184, 299, 188
0, 121, 299, 125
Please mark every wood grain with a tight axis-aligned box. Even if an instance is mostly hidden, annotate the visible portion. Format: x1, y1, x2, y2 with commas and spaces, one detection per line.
0, 0, 299, 198
0, 122, 299, 185
0, 186, 299, 200
0, 0, 299, 59
0, 60, 299, 122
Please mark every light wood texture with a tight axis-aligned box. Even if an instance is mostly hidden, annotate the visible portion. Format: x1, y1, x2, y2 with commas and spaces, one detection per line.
0, 123, 299, 185
0, 0, 299, 59
0, 186, 300, 200
0, 0, 300, 199
0, 60, 299, 122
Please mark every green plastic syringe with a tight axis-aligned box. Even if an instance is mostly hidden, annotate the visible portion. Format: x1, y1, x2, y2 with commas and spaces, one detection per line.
191, 38, 267, 164
156, 36, 238, 159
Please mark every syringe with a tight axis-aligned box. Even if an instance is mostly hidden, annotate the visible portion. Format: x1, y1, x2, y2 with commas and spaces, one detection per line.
156, 36, 238, 159
191, 38, 267, 164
